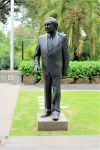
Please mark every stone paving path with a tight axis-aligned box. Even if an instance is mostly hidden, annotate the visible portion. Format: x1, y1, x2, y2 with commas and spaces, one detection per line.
0, 83, 20, 138
0, 136, 100, 150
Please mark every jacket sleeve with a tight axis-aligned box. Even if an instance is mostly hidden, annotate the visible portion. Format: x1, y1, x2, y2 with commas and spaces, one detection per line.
62, 35, 70, 76
34, 40, 41, 69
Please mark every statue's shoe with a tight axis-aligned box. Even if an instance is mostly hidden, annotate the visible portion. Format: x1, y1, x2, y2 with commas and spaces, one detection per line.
41, 112, 51, 118
52, 111, 60, 121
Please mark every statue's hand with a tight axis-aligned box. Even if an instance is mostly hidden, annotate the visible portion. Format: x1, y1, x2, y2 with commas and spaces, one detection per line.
34, 67, 39, 73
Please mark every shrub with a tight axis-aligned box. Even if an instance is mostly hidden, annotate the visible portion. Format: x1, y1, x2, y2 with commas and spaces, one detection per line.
0, 54, 10, 70
19, 61, 100, 79
0, 54, 21, 70
19, 60, 42, 81
14, 57, 22, 70
19, 61, 34, 76
67, 61, 100, 78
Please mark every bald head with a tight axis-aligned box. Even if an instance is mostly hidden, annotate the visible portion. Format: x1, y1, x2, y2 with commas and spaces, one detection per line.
44, 17, 58, 25
44, 17, 58, 34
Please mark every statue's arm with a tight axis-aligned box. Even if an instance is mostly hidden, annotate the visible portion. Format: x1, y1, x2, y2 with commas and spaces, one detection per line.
62, 35, 70, 77
34, 42, 41, 72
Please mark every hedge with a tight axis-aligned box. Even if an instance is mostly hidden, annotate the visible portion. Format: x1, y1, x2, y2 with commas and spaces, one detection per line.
18, 61, 34, 76
18, 61, 100, 79
67, 61, 100, 78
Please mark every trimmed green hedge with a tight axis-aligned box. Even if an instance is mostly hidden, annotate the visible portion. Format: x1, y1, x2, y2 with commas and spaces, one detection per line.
19, 61, 100, 79
67, 61, 100, 78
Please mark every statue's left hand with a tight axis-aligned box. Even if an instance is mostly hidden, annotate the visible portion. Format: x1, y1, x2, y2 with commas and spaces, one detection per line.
34, 67, 39, 73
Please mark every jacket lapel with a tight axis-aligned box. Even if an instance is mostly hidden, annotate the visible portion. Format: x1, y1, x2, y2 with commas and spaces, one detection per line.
40, 34, 48, 54
44, 34, 48, 53
40, 32, 61, 56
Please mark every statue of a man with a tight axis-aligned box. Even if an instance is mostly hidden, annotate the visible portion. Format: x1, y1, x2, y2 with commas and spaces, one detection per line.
34, 17, 69, 121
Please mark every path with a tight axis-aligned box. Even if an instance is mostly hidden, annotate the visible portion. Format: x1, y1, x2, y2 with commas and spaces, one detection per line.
21, 83, 100, 91
0, 136, 100, 150
0, 83, 20, 137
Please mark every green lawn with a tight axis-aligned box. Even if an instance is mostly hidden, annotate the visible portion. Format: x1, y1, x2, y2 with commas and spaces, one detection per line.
10, 90, 100, 136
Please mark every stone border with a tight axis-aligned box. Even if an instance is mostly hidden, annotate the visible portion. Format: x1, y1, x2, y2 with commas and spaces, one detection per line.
22, 76, 100, 84
0, 70, 21, 83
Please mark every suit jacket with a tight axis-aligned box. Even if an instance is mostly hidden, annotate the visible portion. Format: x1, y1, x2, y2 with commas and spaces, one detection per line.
34, 31, 69, 76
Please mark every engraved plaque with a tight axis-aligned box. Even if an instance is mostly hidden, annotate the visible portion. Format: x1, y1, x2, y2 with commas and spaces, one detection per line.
37, 113, 68, 131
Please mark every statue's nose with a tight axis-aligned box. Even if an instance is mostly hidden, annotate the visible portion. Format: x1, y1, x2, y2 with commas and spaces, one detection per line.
45, 24, 48, 27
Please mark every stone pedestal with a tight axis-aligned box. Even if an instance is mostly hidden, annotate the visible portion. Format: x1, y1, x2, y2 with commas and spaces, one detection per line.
0, 70, 21, 83
37, 113, 68, 131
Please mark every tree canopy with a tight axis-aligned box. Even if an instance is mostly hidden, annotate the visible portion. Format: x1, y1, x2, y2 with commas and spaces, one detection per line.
0, 0, 100, 60
0, 0, 11, 23
16, 0, 99, 60
0, 0, 21, 23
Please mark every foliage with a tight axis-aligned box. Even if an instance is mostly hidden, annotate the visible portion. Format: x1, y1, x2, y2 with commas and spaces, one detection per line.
0, 32, 10, 69
14, 57, 22, 70
0, 31, 10, 54
0, 54, 21, 70
14, 24, 34, 40
0, 30, 21, 70
18, 60, 33, 75
19, 60, 42, 81
16, 0, 100, 60
14, 24, 35, 60
0, 0, 100, 62
19, 60, 100, 79
0, 0, 10, 23
67, 61, 100, 78
0, 0, 19, 23
10, 90, 100, 135
0, 54, 10, 70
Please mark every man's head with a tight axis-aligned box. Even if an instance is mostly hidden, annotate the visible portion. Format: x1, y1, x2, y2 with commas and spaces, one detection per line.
44, 17, 58, 34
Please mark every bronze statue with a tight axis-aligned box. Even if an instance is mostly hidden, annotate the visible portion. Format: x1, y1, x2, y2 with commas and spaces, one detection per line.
34, 17, 69, 121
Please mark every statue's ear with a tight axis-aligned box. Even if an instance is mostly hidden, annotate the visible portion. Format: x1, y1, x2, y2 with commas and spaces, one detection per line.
56, 23, 58, 29
55, 23, 58, 30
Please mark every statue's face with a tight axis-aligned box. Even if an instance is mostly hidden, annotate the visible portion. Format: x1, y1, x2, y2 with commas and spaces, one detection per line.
45, 22, 56, 34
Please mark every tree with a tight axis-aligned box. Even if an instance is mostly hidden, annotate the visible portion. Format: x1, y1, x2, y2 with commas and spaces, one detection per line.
12, 0, 100, 60
0, 0, 11, 23
0, 0, 21, 23
82, 0, 100, 58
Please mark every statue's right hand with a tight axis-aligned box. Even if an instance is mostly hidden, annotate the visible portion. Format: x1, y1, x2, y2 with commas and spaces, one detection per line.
34, 67, 39, 73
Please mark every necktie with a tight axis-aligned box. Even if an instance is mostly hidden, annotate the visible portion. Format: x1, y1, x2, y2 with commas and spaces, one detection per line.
47, 35, 53, 54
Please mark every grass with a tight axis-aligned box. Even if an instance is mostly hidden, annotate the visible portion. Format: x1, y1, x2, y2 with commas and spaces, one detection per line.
10, 90, 100, 136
